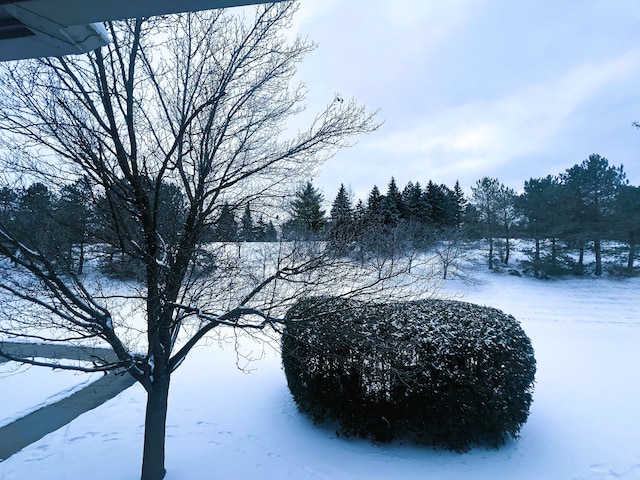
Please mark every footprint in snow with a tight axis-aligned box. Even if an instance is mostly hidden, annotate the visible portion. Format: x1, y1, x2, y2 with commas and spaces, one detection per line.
588, 463, 640, 479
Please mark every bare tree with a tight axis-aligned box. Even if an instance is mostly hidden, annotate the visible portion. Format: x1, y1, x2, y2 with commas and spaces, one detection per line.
0, 4, 440, 479
433, 227, 475, 281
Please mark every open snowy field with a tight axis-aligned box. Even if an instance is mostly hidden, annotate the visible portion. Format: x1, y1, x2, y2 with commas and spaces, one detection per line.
1, 268, 639, 479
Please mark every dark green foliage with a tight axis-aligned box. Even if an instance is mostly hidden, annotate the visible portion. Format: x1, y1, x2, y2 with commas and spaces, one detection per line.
95, 177, 186, 279
613, 185, 640, 271
282, 297, 536, 451
282, 181, 326, 240
262, 220, 278, 242
54, 179, 94, 274
239, 204, 255, 242
15, 183, 55, 250
560, 154, 625, 276
212, 203, 239, 242
328, 184, 354, 255
425, 181, 457, 228
470, 177, 520, 269
453, 180, 467, 228
99, 250, 147, 281
381, 177, 402, 226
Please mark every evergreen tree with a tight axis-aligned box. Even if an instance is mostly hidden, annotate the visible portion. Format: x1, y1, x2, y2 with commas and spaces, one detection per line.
401, 181, 426, 223
453, 180, 467, 228
352, 198, 367, 238
380, 177, 402, 226
561, 154, 625, 275
264, 220, 278, 242
283, 181, 326, 240
351, 185, 384, 255
471, 177, 502, 270
366, 185, 384, 225
462, 203, 482, 238
612, 184, 640, 272
367, 185, 382, 210
239, 204, 255, 242
441, 184, 459, 227
425, 181, 456, 227
400, 181, 432, 250
55, 178, 94, 274
0, 185, 18, 231
495, 184, 517, 264
519, 176, 564, 276
155, 181, 186, 246
213, 203, 238, 242
94, 177, 187, 279
15, 182, 57, 259
0, 186, 17, 221
328, 184, 354, 255
253, 217, 267, 241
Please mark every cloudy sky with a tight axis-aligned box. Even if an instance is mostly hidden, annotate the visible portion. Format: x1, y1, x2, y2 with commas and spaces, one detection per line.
286, 0, 640, 200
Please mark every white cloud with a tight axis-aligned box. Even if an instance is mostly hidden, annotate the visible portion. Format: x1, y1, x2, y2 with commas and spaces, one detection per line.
296, 1, 640, 197
369, 48, 640, 182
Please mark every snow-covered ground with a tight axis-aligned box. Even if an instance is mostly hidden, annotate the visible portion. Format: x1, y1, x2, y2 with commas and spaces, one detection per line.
0, 361, 101, 428
1, 268, 640, 479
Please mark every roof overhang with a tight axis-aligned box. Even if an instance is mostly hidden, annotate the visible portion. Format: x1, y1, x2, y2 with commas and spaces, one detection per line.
0, 0, 283, 61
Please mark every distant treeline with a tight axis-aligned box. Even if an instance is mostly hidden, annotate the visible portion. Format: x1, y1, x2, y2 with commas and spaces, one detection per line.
279, 153, 639, 277
0, 153, 637, 278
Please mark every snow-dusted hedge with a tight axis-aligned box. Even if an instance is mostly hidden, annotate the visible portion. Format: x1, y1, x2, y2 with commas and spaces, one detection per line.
282, 297, 536, 450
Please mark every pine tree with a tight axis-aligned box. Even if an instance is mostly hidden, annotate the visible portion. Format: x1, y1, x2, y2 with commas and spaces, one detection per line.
16, 182, 56, 257
426, 182, 456, 227
284, 181, 326, 240
239, 204, 255, 242
254, 217, 268, 241
352, 199, 367, 234
55, 178, 94, 274
519, 176, 563, 276
561, 154, 625, 275
613, 185, 640, 272
328, 184, 354, 255
495, 184, 517, 264
264, 220, 278, 242
453, 180, 467, 228
471, 177, 502, 270
213, 203, 238, 242
401, 181, 431, 224
380, 177, 402, 226
366, 185, 384, 223
0, 186, 17, 222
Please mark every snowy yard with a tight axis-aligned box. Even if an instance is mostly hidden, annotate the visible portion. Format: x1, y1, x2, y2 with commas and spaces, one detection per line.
0, 362, 101, 429
1, 268, 639, 479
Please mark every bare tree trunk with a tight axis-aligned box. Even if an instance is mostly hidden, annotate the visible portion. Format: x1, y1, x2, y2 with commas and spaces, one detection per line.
534, 238, 540, 277
488, 237, 494, 270
504, 235, 510, 264
627, 232, 636, 271
78, 239, 85, 275
141, 375, 170, 480
578, 244, 584, 268
594, 239, 602, 276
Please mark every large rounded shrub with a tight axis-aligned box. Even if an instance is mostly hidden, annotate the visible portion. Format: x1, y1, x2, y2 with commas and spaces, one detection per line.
282, 297, 536, 450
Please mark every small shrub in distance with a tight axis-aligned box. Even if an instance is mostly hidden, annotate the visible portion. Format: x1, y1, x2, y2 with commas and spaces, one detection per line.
282, 297, 536, 450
